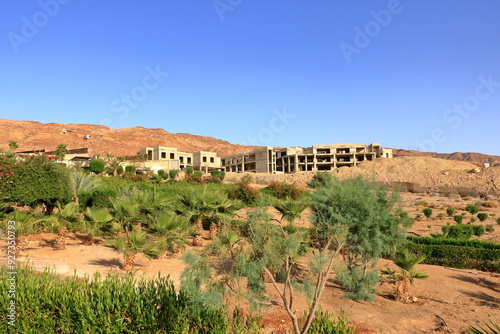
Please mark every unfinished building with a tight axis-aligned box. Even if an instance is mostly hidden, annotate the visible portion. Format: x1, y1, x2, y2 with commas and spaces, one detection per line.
221, 143, 392, 174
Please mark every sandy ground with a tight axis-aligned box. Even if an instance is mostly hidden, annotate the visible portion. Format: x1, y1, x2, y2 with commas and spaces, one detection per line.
1, 192, 500, 333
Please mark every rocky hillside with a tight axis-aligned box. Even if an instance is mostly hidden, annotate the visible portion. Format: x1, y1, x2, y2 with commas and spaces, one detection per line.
0, 119, 258, 157
392, 149, 500, 166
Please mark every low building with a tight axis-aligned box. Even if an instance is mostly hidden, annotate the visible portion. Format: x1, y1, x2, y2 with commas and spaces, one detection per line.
138, 146, 221, 171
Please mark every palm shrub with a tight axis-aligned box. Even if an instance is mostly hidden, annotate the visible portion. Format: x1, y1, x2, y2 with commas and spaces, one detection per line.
107, 229, 162, 271
148, 213, 191, 254
274, 200, 308, 224
468, 320, 500, 334
392, 249, 428, 302
82, 207, 113, 244
69, 171, 101, 203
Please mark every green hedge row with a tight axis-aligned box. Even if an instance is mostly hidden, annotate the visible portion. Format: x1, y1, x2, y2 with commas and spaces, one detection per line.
406, 243, 500, 273
407, 236, 500, 249
0, 267, 257, 334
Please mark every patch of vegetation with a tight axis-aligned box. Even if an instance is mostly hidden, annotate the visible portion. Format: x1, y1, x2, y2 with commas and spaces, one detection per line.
0, 266, 257, 333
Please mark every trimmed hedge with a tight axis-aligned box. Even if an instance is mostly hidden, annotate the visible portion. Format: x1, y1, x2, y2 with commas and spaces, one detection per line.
407, 236, 500, 249
441, 224, 484, 239
406, 237, 500, 273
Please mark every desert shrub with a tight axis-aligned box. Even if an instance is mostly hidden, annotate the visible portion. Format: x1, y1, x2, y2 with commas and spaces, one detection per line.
264, 181, 304, 200
477, 213, 488, 222
169, 169, 178, 180
311, 176, 411, 302
415, 201, 428, 206
308, 172, 333, 189
422, 208, 433, 218
497, 217, 500, 225
89, 159, 105, 174
473, 225, 485, 237
485, 224, 495, 234
415, 214, 423, 221
454, 215, 463, 224
470, 217, 477, 223
0, 266, 256, 333
446, 207, 456, 216
228, 183, 260, 205
437, 213, 445, 220
482, 200, 499, 208
465, 204, 479, 214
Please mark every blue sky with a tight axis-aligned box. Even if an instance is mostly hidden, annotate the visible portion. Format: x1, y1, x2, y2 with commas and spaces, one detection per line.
1, 1, 500, 155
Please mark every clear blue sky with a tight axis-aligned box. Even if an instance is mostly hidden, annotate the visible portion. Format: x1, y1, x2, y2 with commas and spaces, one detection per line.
1, 1, 500, 155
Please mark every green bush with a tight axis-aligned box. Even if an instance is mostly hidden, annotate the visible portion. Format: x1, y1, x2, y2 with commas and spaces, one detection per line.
210, 170, 226, 181
116, 166, 124, 175
422, 208, 433, 218
264, 181, 304, 200
0, 266, 257, 333
125, 165, 136, 173
473, 225, 485, 237
446, 207, 455, 216
169, 170, 179, 180
308, 172, 334, 189
185, 167, 193, 176
477, 213, 488, 222
466, 204, 479, 215
89, 159, 105, 174
454, 215, 463, 224
228, 183, 260, 205
3, 155, 72, 207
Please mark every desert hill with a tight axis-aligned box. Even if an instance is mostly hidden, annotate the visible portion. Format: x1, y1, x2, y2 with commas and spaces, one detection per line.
392, 148, 500, 166
0, 119, 259, 157
1, 119, 499, 165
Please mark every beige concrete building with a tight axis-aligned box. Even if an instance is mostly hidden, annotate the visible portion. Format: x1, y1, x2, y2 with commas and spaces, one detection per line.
221, 143, 392, 174
138, 146, 221, 171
